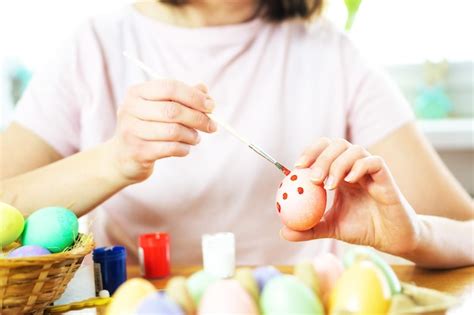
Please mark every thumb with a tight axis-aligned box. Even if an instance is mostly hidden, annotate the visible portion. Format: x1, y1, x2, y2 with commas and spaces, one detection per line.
280, 219, 334, 242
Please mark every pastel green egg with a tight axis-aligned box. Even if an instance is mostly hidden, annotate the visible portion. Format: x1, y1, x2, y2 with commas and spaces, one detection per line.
186, 270, 217, 305
20, 207, 78, 253
261, 275, 324, 315
0, 202, 25, 247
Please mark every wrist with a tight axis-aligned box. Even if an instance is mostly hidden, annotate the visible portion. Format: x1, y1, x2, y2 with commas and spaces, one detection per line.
399, 215, 431, 261
99, 139, 139, 188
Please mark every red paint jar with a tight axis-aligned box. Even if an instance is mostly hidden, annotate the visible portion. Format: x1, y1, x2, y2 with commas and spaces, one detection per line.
138, 232, 170, 279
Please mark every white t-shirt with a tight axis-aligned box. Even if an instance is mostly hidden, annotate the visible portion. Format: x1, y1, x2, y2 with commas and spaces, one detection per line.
14, 6, 413, 264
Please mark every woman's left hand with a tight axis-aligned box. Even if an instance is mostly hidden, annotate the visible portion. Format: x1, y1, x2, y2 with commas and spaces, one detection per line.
280, 138, 421, 256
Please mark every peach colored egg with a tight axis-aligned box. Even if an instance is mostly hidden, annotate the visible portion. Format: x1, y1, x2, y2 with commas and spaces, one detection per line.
198, 279, 258, 315
276, 168, 327, 231
312, 253, 344, 305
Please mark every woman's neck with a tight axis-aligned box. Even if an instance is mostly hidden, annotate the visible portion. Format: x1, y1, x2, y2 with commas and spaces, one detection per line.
134, 0, 260, 28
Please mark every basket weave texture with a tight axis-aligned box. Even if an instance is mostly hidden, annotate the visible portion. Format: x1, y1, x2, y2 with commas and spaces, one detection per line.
0, 234, 94, 315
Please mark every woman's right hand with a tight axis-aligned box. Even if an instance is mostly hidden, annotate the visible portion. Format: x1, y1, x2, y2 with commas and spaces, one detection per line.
109, 80, 217, 183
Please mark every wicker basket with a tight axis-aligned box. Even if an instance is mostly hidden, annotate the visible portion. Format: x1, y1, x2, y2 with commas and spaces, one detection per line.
0, 234, 94, 315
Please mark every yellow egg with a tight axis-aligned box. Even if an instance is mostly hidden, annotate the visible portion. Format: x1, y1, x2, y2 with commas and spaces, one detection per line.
165, 276, 195, 315
294, 261, 320, 296
234, 268, 260, 302
106, 278, 156, 315
0, 202, 24, 247
329, 260, 391, 314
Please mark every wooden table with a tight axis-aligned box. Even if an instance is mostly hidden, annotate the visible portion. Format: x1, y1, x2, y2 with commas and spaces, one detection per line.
127, 264, 474, 297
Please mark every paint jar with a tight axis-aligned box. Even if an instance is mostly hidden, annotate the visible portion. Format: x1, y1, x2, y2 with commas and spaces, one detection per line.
139, 232, 170, 278
202, 232, 235, 278
93, 246, 127, 295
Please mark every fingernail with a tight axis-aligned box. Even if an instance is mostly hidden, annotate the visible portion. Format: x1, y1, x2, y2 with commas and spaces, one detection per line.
196, 133, 201, 143
208, 120, 218, 132
199, 83, 208, 93
294, 156, 307, 168
310, 168, 323, 182
324, 176, 335, 190
344, 172, 355, 182
279, 229, 285, 240
205, 99, 215, 111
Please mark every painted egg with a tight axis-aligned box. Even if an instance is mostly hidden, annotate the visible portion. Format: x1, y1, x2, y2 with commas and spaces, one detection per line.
261, 275, 324, 315
329, 260, 391, 314
276, 168, 327, 231
312, 252, 344, 304
294, 261, 320, 295
198, 279, 259, 315
234, 268, 259, 301
166, 276, 195, 315
106, 278, 156, 315
0, 202, 25, 247
344, 247, 401, 295
20, 207, 78, 253
7, 245, 51, 258
253, 265, 281, 293
136, 292, 184, 315
186, 270, 217, 305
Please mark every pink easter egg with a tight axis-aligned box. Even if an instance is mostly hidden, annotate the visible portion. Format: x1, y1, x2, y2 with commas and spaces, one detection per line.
276, 168, 326, 231
312, 252, 344, 304
198, 279, 258, 315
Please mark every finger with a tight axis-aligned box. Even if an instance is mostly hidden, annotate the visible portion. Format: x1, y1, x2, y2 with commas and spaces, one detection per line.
294, 137, 331, 169
127, 99, 217, 133
325, 145, 370, 190
194, 83, 209, 94
130, 80, 215, 113
138, 141, 192, 163
280, 220, 334, 241
344, 155, 392, 187
310, 138, 351, 184
129, 118, 200, 145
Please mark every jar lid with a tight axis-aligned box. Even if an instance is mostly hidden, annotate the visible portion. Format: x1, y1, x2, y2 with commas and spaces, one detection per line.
139, 232, 169, 247
93, 246, 126, 261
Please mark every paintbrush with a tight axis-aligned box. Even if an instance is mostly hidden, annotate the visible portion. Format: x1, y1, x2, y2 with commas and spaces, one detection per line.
123, 51, 290, 176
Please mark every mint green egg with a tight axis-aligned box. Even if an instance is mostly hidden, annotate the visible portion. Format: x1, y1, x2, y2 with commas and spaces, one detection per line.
261, 275, 324, 315
186, 270, 217, 304
20, 207, 78, 253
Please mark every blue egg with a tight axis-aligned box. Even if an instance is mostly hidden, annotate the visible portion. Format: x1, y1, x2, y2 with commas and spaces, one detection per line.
8, 245, 51, 258
136, 292, 184, 315
253, 265, 281, 292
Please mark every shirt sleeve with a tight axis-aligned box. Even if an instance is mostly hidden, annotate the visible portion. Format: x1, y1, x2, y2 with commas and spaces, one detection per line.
13, 25, 91, 157
342, 37, 415, 148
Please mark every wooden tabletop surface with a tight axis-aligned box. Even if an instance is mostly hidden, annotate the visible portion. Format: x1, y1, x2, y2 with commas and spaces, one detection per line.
127, 264, 474, 297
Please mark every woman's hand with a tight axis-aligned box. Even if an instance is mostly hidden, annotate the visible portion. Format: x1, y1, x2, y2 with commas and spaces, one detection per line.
281, 138, 422, 256
109, 80, 217, 183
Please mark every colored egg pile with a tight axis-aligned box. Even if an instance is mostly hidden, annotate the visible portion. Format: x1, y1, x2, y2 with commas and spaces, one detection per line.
276, 168, 327, 231
0, 202, 78, 258
107, 249, 401, 315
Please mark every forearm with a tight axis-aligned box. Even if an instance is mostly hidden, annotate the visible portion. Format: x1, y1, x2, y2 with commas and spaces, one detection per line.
0, 140, 131, 217
402, 215, 474, 269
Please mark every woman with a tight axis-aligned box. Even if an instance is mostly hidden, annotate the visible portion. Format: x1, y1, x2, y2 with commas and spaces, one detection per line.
1, 0, 472, 268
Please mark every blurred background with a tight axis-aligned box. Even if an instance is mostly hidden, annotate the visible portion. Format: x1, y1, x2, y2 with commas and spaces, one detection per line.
0, 0, 473, 194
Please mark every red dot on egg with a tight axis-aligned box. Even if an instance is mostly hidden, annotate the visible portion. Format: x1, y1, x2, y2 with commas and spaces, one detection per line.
290, 175, 298, 181
276, 202, 281, 212
283, 193, 288, 200
297, 187, 304, 194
